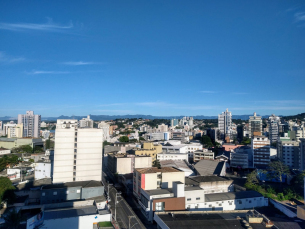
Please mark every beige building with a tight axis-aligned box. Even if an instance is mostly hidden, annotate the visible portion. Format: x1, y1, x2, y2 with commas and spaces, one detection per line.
193, 149, 214, 162
7, 124, 23, 138
107, 153, 152, 175
132, 142, 162, 161
0, 137, 43, 149
251, 136, 270, 167
53, 119, 104, 183
133, 167, 185, 199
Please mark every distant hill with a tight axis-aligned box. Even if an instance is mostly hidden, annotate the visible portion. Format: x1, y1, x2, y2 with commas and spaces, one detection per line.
283, 112, 305, 120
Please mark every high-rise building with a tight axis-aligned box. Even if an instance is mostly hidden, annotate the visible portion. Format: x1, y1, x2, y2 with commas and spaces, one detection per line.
277, 138, 299, 170
171, 119, 179, 127
79, 115, 94, 128
251, 136, 270, 168
248, 112, 262, 137
53, 119, 104, 183
300, 138, 305, 171
268, 114, 280, 144
157, 124, 168, 132
98, 121, 110, 141
218, 109, 232, 140
18, 111, 41, 138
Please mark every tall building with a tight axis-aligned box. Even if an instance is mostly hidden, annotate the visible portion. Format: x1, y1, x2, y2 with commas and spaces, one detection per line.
157, 124, 168, 132
268, 114, 280, 144
53, 119, 104, 183
251, 136, 270, 168
18, 111, 41, 138
277, 138, 299, 170
79, 115, 94, 128
171, 119, 179, 127
98, 121, 110, 141
300, 138, 305, 171
248, 112, 262, 137
218, 109, 232, 140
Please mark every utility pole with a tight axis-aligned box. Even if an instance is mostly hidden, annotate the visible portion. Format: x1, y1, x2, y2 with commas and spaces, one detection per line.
128, 216, 136, 229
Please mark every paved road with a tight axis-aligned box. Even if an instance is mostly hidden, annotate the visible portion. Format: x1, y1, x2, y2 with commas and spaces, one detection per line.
103, 172, 146, 229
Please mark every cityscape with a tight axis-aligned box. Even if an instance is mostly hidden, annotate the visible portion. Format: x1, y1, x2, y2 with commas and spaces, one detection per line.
1, 1, 305, 229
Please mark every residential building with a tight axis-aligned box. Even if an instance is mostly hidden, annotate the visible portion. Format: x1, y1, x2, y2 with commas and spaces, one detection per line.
133, 167, 185, 199
3, 121, 17, 136
35, 160, 53, 180
299, 138, 305, 171
157, 124, 168, 132
79, 115, 93, 128
0, 147, 11, 155
40, 121, 47, 128
218, 109, 232, 140
53, 119, 104, 183
170, 119, 179, 127
18, 110, 41, 138
0, 137, 43, 149
252, 136, 270, 168
157, 152, 189, 162
7, 123, 23, 138
131, 142, 162, 161
193, 149, 214, 162
98, 121, 110, 141
107, 153, 152, 175
277, 138, 299, 170
268, 114, 280, 144
230, 146, 253, 169
41, 130, 50, 139
172, 132, 188, 142
291, 126, 305, 141
148, 132, 169, 141
248, 112, 262, 137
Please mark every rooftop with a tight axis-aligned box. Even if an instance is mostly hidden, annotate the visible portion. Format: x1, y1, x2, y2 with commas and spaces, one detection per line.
44, 205, 98, 220
42, 180, 103, 190
194, 160, 225, 176
187, 176, 231, 183
135, 167, 181, 174
144, 188, 173, 196
205, 191, 263, 202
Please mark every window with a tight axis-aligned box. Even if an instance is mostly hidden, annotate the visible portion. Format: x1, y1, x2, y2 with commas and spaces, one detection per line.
219, 204, 222, 206
155, 202, 165, 211
209, 204, 212, 207
187, 198, 191, 201
249, 200, 252, 203
77, 190, 80, 193
53, 191, 57, 195
196, 197, 200, 200
195, 205, 198, 209
42, 192, 45, 196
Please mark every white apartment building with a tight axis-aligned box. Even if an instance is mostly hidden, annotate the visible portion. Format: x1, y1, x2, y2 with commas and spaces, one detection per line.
277, 139, 299, 169
18, 110, 41, 138
53, 119, 104, 183
252, 136, 270, 167
3, 121, 17, 136
157, 152, 188, 162
35, 160, 52, 180
41, 121, 47, 128
268, 114, 280, 144
218, 109, 232, 140
79, 115, 94, 128
248, 112, 262, 137
7, 123, 23, 138
98, 121, 110, 141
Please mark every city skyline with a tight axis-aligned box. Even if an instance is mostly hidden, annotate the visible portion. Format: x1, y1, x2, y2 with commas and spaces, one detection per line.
1, 1, 305, 116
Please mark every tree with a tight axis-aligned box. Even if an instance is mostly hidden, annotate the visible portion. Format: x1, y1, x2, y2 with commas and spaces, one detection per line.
139, 137, 145, 141
103, 140, 111, 146
0, 177, 16, 204
119, 136, 129, 142
246, 170, 259, 185
241, 137, 251, 145
2, 208, 24, 229
266, 159, 290, 183
201, 135, 214, 148
152, 160, 161, 169
11, 145, 33, 154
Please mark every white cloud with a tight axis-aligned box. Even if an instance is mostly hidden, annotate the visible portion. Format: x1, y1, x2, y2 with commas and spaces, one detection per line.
200, 91, 218, 94
28, 70, 70, 75
0, 51, 25, 64
294, 12, 305, 22
0, 19, 73, 32
63, 61, 96, 66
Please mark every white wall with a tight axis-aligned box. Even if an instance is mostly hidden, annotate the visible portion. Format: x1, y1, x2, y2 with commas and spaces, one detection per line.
35, 162, 51, 180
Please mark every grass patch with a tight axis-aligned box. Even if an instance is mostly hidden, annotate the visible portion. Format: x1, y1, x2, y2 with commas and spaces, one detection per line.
98, 221, 113, 227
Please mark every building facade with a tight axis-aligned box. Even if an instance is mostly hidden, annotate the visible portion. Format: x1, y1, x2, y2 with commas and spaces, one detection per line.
268, 114, 280, 144
248, 112, 262, 137
53, 119, 104, 183
218, 109, 232, 140
251, 136, 270, 167
18, 110, 41, 138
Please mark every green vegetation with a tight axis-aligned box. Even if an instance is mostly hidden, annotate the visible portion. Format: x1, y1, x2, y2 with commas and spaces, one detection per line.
119, 136, 129, 142
98, 221, 113, 227
11, 145, 33, 154
0, 177, 16, 204
152, 159, 161, 169
103, 140, 111, 146
266, 159, 290, 184
144, 119, 170, 128
241, 137, 251, 145
0, 155, 20, 171
139, 137, 145, 141
200, 135, 214, 148
45, 137, 54, 149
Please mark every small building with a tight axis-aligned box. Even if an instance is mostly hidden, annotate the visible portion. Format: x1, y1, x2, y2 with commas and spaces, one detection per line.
157, 152, 189, 162
193, 149, 214, 162
0, 147, 10, 155
35, 160, 52, 180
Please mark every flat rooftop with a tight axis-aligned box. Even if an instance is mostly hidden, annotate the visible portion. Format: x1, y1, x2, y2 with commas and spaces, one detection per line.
42, 180, 103, 190
205, 191, 263, 202
44, 205, 97, 220
135, 167, 181, 174
187, 176, 231, 183
144, 189, 173, 196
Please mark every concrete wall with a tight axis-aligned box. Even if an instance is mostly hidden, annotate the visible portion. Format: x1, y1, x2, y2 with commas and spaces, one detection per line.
117, 157, 132, 174
144, 173, 157, 190
43, 213, 111, 229
81, 186, 104, 199
41, 186, 82, 204
35, 162, 52, 180
161, 172, 185, 189
184, 189, 205, 205
199, 180, 234, 194
135, 157, 152, 169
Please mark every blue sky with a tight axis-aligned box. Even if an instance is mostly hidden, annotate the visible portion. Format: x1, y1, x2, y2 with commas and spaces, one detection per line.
0, 1, 305, 117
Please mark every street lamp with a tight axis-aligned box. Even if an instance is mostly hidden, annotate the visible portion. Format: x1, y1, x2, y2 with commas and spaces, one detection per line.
115, 192, 122, 222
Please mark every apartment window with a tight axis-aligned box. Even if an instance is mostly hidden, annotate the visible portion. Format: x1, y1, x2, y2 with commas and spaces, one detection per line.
155, 202, 165, 211
187, 198, 191, 201
74, 143, 77, 147
219, 204, 222, 206
42, 192, 45, 196
195, 205, 199, 209
74, 155, 77, 159
209, 204, 212, 207
229, 202, 232, 205
196, 197, 200, 200
249, 200, 252, 203
53, 191, 57, 195
77, 190, 80, 193
74, 149, 77, 153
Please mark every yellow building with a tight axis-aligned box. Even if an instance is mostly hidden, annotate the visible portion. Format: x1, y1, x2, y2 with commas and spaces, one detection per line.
133, 142, 162, 161
7, 124, 23, 138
